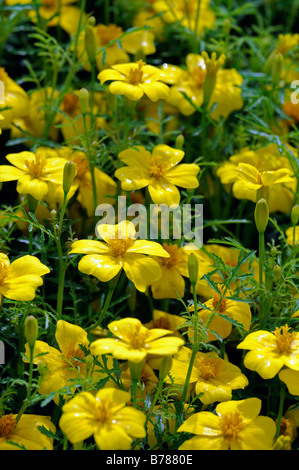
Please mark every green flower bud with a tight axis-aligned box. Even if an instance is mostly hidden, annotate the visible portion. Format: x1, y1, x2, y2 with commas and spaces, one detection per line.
85, 25, 97, 64
159, 355, 173, 381
63, 161, 77, 194
79, 88, 89, 115
175, 134, 184, 150
272, 52, 284, 85
188, 252, 199, 285
24, 315, 38, 349
255, 198, 269, 234
273, 265, 282, 281
291, 204, 299, 226
129, 359, 144, 381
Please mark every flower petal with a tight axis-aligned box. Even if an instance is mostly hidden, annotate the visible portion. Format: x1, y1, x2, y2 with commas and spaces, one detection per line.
78, 254, 122, 282
122, 253, 162, 292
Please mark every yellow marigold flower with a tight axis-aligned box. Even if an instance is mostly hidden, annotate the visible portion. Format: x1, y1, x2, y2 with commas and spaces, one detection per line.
59, 388, 146, 450
189, 285, 252, 342
275, 33, 299, 55
149, 243, 189, 298
115, 144, 199, 206
69, 220, 170, 292
0, 413, 56, 450
0, 147, 66, 201
217, 143, 297, 213
163, 53, 243, 119
286, 226, 299, 246
6, 0, 84, 36
90, 317, 184, 364
0, 67, 29, 130
152, 0, 215, 36
237, 324, 299, 379
166, 346, 248, 404
78, 23, 156, 71
178, 398, 276, 450
24, 320, 108, 403
98, 59, 170, 102
0, 253, 49, 302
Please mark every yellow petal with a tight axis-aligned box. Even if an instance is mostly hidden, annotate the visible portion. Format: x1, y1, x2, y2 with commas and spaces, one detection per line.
78, 254, 122, 282
122, 253, 162, 292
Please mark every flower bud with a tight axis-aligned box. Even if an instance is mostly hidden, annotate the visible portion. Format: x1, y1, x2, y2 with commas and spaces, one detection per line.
272, 52, 284, 85
79, 88, 89, 115
24, 315, 38, 349
159, 355, 173, 381
63, 161, 77, 194
272, 435, 290, 450
202, 51, 226, 106
85, 25, 97, 64
188, 252, 199, 285
291, 204, 299, 226
273, 265, 282, 281
254, 198, 269, 234
88, 16, 96, 27
175, 134, 184, 150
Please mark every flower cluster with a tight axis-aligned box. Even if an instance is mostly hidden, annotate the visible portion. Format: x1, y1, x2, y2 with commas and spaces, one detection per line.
1, 0, 299, 453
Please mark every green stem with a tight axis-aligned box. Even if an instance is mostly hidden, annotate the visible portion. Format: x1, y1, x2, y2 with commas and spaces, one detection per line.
55, 236, 66, 318
16, 344, 35, 424
275, 382, 285, 441
58, 192, 68, 233
87, 272, 120, 331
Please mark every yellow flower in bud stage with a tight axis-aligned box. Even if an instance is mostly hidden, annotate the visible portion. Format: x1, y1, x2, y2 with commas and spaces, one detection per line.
150, 243, 189, 299
24, 320, 109, 403
98, 60, 170, 102
10, 88, 60, 144
189, 285, 251, 342
178, 398, 276, 450
0, 67, 29, 130
237, 325, 299, 379
90, 317, 184, 364
115, 144, 199, 206
69, 220, 170, 292
162, 53, 243, 120
152, 0, 215, 36
217, 143, 297, 213
166, 346, 248, 405
59, 388, 146, 450
0, 413, 56, 450
184, 243, 259, 299
0, 253, 49, 302
5, 0, 84, 36
0, 147, 66, 201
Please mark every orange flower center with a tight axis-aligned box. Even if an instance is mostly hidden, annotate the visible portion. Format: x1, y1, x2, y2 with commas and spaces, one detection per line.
107, 236, 135, 257
73, 156, 89, 180
24, 154, 47, 178
160, 243, 180, 267
63, 344, 86, 368
220, 410, 245, 443
96, 24, 123, 46
274, 325, 297, 354
0, 414, 16, 437
150, 317, 171, 330
212, 292, 227, 313
61, 93, 80, 116
94, 399, 116, 423
149, 157, 169, 179
0, 261, 9, 285
123, 324, 150, 349
195, 356, 221, 379
128, 60, 145, 85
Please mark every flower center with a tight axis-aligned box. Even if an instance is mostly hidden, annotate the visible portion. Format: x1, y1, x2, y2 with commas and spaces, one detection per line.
96, 24, 123, 46
24, 154, 47, 178
274, 325, 297, 354
151, 317, 171, 330
0, 414, 16, 437
61, 93, 80, 116
107, 237, 135, 257
212, 293, 227, 313
160, 243, 180, 267
128, 60, 145, 85
149, 157, 169, 179
94, 399, 114, 423
125, 324, 150, 350
64, 344, 86, 368
0, 261, 9, 285
220, 410, 245, 443
42, 0, 57, 9
195, 356, 221, 379
73, 156, 89, 180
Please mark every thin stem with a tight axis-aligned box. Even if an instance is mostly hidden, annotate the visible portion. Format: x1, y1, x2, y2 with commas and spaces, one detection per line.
55, 236, 66, 318
87, 272, 120, 331
275, 382, 285, 441
259, 232, 265, 286
16, 344, 35, 424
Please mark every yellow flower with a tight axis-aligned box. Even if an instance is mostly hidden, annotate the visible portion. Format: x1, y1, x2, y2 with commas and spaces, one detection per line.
59, 388, 146, 450
167, 347, 248, 404
152, 0, 215, 36
178, 398, 276, 450
98, 59, 170, 101
78, 23, 156, 71
0, 67, 29, 130
0, 147, 66, 201
144, 309, 186, 338
150, 243, 189, 298
0, 253, 49, 302
279, 368, 299, 396
69, 220, 170, 292
189, 285, 252, 342
237, 325, 299, 379
0, 413, 56, 450
115, 144, 199, 206
90, 317, 184, 364
163, 53, 243, 119
24, 320, 107, 402
184, 243, 260, 298
275, 33, 299, 55
286, 226, 299, 246
217, 143, 297, 213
